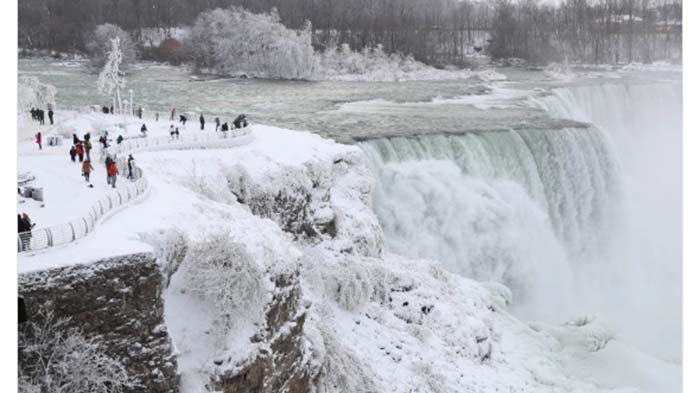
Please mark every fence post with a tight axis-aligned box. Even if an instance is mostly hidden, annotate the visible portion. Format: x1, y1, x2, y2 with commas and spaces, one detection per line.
69, 222, 76, 241
46, 228, 53, 247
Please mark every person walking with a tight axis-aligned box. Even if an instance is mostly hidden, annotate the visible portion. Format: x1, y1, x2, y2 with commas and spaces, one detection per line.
117, 135, 124, 144
110, 105, 114, 114
85, 139, 92, 160
179, 114, 187, 125
75, 142, 85, 162
221, 122, 229, 131
127, 154, 135, 179
48, 108, 54, 125
141, 124, 148, 136
199, 114, 205, 130
107, 160, 119, 188
35, 132, 42, 150
18, 213, 34, 251
73, 133, 79, 145
137, 107, 143, 119
156, 112, 159, 121
69, 145, 77, 162
82, 159, 93, 182
215, 117, 221, 131
38, 109, 45, 125
170, 108, 176, 121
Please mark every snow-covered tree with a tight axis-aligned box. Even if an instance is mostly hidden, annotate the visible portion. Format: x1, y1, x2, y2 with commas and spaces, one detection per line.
85, 24, 136, 68
187, 7, 317, 79
18, 309, 134, 393
97, 37, 126, 114
18, 76, 56, 113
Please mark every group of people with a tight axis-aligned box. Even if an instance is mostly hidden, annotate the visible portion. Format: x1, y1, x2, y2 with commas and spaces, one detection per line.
30, 107, 53, 125
17, 213, 34, 250
68, 132, 93, 163
214, 114, 248, 131
101, 105, 114, 114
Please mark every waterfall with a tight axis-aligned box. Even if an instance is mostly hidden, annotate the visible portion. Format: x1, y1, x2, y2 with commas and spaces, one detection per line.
362, 126, 622, 264
361, 80, 682, 360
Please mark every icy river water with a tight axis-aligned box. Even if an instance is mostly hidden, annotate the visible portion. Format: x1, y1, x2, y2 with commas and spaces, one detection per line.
20, 58, 683, 366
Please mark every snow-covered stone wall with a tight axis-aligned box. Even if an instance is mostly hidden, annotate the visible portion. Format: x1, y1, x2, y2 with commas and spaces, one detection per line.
18, 253, 179, 393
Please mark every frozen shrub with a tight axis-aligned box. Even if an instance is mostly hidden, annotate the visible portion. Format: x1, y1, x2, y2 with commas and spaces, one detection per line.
187, 7, 316, 79
18, 310, 133, 393
181, 232, 267, 336
304, 251, 394, 310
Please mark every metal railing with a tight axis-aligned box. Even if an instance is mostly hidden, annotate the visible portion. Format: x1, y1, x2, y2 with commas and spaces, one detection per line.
18, 127, 253, 253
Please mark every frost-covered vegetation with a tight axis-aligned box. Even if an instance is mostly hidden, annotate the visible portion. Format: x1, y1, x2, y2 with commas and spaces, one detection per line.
85, 24, 136, 68
187, 7, 316, 80
180, 232, 268, 337
18, 310, 133, 393
18, 76, 56, 112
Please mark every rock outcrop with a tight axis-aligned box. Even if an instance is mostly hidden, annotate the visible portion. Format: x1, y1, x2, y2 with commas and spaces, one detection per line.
18, 253, 179, 393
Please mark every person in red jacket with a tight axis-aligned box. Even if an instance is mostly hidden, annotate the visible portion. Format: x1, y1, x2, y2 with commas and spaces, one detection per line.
107, 161, 119, 188
35, 132, 42, 150
75, 142, 85, 162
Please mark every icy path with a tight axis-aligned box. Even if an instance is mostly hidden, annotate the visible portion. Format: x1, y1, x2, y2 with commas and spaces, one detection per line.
18, 111, 254, 257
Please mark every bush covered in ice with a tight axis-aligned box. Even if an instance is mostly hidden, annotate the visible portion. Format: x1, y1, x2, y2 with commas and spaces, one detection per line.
18, 310, 133, 393
181, 232, 268, 337
187, 7, 316, 80
85, 24, 137, 68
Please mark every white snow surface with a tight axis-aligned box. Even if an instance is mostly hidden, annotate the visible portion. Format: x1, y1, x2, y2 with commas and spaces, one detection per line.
17, 112, 680, 393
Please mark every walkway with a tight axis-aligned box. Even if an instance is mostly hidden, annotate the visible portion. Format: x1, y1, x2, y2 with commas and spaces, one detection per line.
18, 127, 253, 253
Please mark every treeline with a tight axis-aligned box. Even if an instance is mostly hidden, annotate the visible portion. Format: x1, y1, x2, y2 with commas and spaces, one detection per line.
18, 0, 682, 65
489, 0, 683, 64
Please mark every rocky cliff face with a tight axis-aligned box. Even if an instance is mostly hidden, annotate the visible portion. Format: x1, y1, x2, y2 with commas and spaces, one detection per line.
211, 269, 318, 393
18, 253, 179, 393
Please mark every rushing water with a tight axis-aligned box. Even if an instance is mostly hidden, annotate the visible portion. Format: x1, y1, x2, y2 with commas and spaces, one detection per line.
20, 58, 682, 362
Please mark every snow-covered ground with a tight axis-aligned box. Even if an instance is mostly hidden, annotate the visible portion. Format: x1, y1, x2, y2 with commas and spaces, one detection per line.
18, 110, 680, 393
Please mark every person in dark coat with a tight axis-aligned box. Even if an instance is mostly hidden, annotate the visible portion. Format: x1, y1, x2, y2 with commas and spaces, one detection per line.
215, 117, 221, 131
38, 109, 45, 125
117, 135, 124, 144
233, 114, 247, 129
140, 124, 148, 136
102, 106, 109, 114
179, 114, 187, 125
73, 133, 79, 145
30, 108, 36, 121
18, 213, 34, 251
221, 122, 229, 131
48, 108, 54, 125
127, 154, 135, 179
199, 114, 205, 130
69, 145, 77, 162
105, 156, 114, 185
137, 107, 143, 119
110, 105, 114, 114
